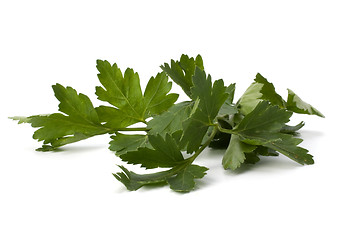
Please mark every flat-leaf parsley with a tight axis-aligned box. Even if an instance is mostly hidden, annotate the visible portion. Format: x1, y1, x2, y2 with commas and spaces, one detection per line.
10, 54, 324, 192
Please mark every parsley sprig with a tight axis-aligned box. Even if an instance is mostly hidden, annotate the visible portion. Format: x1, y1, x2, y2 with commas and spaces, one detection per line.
10, 54, 324, 192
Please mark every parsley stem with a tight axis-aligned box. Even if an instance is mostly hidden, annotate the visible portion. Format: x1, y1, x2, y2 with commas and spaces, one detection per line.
217, 125, 234, 135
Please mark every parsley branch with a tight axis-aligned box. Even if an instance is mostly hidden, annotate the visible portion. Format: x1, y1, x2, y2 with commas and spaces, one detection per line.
10, 54, 324, 192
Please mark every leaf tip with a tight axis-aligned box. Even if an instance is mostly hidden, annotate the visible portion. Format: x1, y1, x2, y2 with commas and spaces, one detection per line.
9, 116, 31, 124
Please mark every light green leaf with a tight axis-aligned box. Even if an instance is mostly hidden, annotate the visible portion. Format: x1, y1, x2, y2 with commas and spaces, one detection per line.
95, 105, 141, 129
96, 60, 178, 128
222, 135, 256, 170
238, 73, 286, 114
96, 61, 145, 122
17, 84, 109, 150
9, 116, 33, 124
144, 72, 179, 116
286, 89, 324, 117
238, 82, 263, 115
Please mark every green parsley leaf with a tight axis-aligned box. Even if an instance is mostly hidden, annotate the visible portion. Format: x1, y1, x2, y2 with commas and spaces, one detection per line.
254, 145, 279, 157
11, 84, 109, 151
237, 82, 263, 115
95, 61, 145, 123
109, 133, 149, 156
147, 101, 193, 136
280, 121, 305, 135
238, 73, 285, 114
232, 101, 313, 165
218, 83, 238, 116
113, 165, 172, 191
144, 72, 179, 116
113, 163, 207, 192
262, 134, 314, 165
254, 73, 285, 108
233, 101, 292, 142
286, 89, 325, 117
119, 134, 185, 169
9, 116, 31, 124
161, 54, 204, 98
167, 164, 208, 192
95, 60, 178, 128
181, 67, 229, 153
222, 135, 256, 170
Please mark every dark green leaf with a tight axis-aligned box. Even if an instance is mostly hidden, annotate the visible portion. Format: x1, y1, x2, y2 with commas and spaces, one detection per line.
254, 145, 279, 157
147, 101, 193, 136
113, 165, 171, 191
114, 163, 207, 192
254, 73, 285, 108
244, 152, 261, 164
119, 134, 185, 169
181, 68, 229, 153
280, 121, 305, 135
109, 133, 149, 156
234, 101, 292, 143
218, 83, 238, 116
233, 101, 313, 165
243, 146, 280, 164
161, 54, 204, 97
208, 117, 232, 149
263, 134, 314, 165
208, 131, 231, 149
167, 164, 208, 192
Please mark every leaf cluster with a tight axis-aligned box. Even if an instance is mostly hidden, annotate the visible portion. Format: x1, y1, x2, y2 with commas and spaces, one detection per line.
10, 54, 324, 192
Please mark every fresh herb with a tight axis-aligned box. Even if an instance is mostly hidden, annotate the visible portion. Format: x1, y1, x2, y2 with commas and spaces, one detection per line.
10, 54, 324, 192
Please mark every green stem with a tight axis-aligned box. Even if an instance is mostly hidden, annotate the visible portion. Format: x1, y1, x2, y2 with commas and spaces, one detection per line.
217, 124, 235, 135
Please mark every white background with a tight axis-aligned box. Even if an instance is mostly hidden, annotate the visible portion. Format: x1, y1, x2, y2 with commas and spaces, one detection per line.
0, 0, 337, 239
